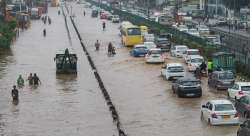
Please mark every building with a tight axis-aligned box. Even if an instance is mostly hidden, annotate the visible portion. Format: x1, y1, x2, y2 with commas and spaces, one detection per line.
200, 0, 227, 17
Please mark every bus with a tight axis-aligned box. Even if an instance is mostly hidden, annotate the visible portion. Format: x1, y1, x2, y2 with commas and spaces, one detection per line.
121, 24, 142, 47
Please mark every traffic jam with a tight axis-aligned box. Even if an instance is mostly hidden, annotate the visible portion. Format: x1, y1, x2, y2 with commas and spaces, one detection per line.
88, 2, 250, 136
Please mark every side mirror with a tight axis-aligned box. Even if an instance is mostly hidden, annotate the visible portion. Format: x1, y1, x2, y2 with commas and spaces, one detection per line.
202, 105, 207, 108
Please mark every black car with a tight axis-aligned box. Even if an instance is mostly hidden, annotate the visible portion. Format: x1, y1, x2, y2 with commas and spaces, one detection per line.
235, 95, 250, 118
91, 10, 98, 17
156, 37, 171, 52
172, 77, 202, 98
237, 119, 250, 136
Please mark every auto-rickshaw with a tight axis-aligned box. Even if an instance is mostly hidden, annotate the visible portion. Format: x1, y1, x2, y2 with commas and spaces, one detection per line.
212, 52, 235, 72
54, 49, 77, 74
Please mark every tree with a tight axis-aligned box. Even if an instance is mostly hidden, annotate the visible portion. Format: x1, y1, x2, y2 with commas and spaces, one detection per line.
222, 0, 250, 12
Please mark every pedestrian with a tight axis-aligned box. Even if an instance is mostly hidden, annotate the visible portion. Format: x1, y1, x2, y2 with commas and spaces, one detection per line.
48, 17, 51, 25
108, 42, 113, 56
83, 11, 86, 16
11, 85, 19, 101
207, 60, 213, 75
58, 10, 61, 15
102, 21, 106, 31
17, 75, 24, 88
112, 46, 116, 56
27, 73, 33, 85
43, 28, 46, 37
95, 40, 100, 51
32, 73, 41, 86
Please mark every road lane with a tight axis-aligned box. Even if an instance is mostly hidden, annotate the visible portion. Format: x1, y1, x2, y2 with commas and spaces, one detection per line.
72, 2, 239, 136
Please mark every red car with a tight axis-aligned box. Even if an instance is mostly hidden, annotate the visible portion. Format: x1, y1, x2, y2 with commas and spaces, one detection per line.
100, 12, 109, 19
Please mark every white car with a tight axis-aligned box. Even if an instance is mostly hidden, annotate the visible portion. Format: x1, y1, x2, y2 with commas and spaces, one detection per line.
184, 49, 200, 63
144, 42, 157, 50
145, 48, 164, 63
170, 45, 188, 58
197, 25, 210, 35
161, 63, 185, 80
187, 55, 204, 71
228, 82, 250, 100
178, 25, 188, 32
112, 15, 120, 23
187, 29, 200, 37
143, 33, 155, 42
201, 99, 240, 125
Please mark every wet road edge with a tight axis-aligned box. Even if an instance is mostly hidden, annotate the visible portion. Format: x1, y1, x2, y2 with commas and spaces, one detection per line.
63, 5, 127, 136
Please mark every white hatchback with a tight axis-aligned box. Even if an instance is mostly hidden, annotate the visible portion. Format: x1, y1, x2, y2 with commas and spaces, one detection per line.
228, 82, 250, 100
201, 99, 240, 125
170, 45, 188, 58
144, 42, 157, 50
145, 48, 164, 63
184, 49, 200, 63
161, 63, 185, 80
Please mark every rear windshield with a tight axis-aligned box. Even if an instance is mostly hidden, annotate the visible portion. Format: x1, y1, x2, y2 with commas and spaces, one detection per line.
177, 47, 187, 51
158, 40, 168, 44
188, 51, 199, 55
219, 73, 234, 80
241, 86, 250, 91
191, 58, 203, 63
214, 104, 234, 111
149, 50, 161, 54
168, 66, 184, 72
127, 28, 141, 35
181, 81, 200, 86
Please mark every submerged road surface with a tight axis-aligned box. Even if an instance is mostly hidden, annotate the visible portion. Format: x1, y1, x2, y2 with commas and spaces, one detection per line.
0, 7, 116, 136
71, 2, 239, 136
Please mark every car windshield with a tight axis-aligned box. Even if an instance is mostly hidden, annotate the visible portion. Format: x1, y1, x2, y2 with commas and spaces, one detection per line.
191, 58, 203, 63
181, 81, 200, 86
168, 66, 184, 72
127, 28, 141, 35
135, 47, 147, 50
241, 86, 250, 91
218, 73, 234, 80
188, 51, 199, 55
158, 40, 168, 44
214, 104, 234, 111
150, 50, 161, 54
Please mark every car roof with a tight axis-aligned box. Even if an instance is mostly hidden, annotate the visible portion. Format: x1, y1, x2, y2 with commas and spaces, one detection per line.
144, 42, 154, 44
178, 77, 199, 82
149, 48, 161, 51
167, 63, 183, 67
209, 99, 233, 105
190, 55, 203, 59
187, 49, 199, 51
134, 44, 146, 48
175, 45, 187, 48
235, 82, 250, 86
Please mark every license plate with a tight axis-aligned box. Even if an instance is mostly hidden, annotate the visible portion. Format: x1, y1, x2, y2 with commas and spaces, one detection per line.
222, 115, 230, 119
186, 93, 195, 96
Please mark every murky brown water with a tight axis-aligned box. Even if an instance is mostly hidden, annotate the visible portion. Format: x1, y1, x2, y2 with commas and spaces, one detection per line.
0, 7, 116, 136
71, 2, 240, 136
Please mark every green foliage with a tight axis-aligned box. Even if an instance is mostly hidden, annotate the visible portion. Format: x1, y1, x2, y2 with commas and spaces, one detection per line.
0, 20, 17, 48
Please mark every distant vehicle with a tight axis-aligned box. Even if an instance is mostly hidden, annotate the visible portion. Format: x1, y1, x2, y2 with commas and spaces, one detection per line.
91, 10, 98, 17
228, 82, 250, 100
140, 26, 148, 35
143, 33, 155, 42
143, 42, 157, 50
201, 99, 240, 125
202, 35, 221, 46
170, 45, 188, 58
100, 12, 109, 19
237, 119, 250, 136
235, 95, 250, 118
184, 49, 200, 63
155, 37, 171, 52
145, 48, 164, 63
112, 15, 120, 23
31, 8, 42, 19
54, 49, 77, 74
161, 63, 185, 80
130, 44, 148, 57
121, 24, 142, 47
107, 14, 113, 20
197, 25, 210, 35
187, 28, 200, 37
187, 55, 204, 72
178, 25, 188, 32
208, 71, 235, 90
172, 77, 202, 97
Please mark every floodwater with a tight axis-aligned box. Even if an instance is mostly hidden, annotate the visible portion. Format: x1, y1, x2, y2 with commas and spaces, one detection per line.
71, 2, 240, 136
0, 7, 116, 136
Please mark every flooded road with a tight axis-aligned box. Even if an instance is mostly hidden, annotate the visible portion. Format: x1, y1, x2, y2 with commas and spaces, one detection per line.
0, 7, 116, 136
71, 2, 239, 136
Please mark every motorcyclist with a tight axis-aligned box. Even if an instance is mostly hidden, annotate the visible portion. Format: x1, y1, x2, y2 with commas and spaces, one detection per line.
17, 75, 24, 87
194, 67, 201, 79
207, 60, 213, 74
200, 61, 207, 73
11, 85, 19, 101
95, 40, 100, 51
43, 28, 46, 37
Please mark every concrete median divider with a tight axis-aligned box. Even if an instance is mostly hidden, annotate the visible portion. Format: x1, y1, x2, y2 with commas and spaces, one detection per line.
66, 6, 127, 136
